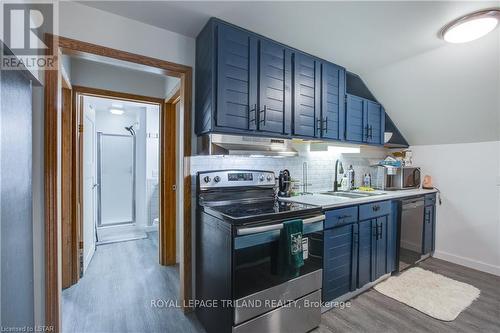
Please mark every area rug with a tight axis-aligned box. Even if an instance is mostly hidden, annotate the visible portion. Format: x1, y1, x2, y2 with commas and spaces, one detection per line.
374, 267, 480, 321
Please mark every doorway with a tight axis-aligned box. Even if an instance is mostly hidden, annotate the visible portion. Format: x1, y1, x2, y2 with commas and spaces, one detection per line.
45, 35, 193, 331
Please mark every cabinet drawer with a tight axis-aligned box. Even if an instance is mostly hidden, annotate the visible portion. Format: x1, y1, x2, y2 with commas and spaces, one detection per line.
359, 201, 391, 220
325, 206, 358, 229
425, 193, 436, 205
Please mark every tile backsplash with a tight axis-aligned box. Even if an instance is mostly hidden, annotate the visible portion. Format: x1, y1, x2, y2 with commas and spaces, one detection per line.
190, 146, 388, 193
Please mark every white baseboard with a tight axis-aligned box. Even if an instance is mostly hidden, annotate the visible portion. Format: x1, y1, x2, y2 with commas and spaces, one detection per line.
84, 245, 95, 273
142, 225, 158, 233
433, 250, 500, 276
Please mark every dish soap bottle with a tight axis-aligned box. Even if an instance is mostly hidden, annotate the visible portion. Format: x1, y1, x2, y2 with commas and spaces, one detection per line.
341, 172, 349, 191
348, 165, 355, 189
363, 174, 371, 187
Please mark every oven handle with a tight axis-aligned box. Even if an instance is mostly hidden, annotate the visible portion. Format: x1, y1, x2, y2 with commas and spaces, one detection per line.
236, 214, 325, 236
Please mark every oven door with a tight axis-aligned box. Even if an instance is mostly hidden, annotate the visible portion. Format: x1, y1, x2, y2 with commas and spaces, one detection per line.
233, 215, 324, 325
402, 167, 421, 188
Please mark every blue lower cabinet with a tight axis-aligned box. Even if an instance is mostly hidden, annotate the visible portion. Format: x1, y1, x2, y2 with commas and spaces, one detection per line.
323, 202, 397, 301
323, 223, 358, 302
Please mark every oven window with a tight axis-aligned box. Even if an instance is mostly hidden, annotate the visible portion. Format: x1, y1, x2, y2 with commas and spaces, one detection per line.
233, 231, 323, 300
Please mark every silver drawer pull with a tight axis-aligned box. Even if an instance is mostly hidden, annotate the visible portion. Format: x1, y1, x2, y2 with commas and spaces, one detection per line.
237, 214, 325, 236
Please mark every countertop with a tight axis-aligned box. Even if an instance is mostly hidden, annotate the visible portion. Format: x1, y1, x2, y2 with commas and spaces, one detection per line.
279, 188, 438, 210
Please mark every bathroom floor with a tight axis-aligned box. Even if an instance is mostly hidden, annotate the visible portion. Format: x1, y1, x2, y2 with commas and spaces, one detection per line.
62, 232, 204, 333
96, 224, 148, 245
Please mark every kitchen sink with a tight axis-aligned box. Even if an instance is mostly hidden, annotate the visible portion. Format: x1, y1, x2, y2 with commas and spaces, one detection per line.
320, 191, 386, 198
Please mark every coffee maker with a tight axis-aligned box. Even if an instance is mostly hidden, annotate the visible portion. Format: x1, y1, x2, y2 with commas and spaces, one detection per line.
278, 169, 292, 197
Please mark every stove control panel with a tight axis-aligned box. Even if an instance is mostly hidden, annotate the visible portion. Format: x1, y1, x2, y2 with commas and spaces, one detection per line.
198, 170, 276, 189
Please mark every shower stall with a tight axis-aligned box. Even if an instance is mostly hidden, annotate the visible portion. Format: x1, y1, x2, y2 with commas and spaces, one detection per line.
97, 133, 136, 226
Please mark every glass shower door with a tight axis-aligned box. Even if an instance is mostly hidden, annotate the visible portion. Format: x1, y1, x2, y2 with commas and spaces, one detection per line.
98, 133, 135, 226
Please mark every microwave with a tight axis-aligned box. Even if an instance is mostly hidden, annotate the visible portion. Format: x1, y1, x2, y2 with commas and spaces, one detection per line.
372, 166, 421, 190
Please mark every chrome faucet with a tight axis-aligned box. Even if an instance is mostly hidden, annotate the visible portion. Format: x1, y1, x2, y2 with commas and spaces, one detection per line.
334, 159, 344, 192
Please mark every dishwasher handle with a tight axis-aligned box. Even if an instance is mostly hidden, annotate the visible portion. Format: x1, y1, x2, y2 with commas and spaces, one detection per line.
402, 199, 424, 210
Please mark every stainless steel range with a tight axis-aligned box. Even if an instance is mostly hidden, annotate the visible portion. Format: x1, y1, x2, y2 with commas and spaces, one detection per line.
195, 170, 324, 333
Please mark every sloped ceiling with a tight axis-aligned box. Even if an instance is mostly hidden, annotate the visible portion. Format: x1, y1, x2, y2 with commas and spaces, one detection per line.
80, 1, 500, 145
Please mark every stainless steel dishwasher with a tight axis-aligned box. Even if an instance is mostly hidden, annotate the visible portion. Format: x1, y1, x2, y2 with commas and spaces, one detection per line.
397, 197, 425, 271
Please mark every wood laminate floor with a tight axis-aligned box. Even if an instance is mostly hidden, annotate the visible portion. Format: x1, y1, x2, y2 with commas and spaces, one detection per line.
316, 258, 500, 333
62, 232, 204, 333
63, 235, 499, 333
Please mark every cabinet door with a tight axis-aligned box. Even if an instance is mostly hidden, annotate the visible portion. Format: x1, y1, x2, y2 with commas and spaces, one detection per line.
323, 224, 358, 302
357, 219, 374, 288
345, 94, 366, 143
366, 100, 384, 145
258, 40, 291, 134
423, 205, 435, 254
216, 24, 258, 130
293, 53, 320, 137
320, 63, 345, 140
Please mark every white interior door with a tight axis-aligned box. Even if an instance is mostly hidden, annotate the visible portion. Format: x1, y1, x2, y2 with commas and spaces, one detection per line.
83, 101, 97, 273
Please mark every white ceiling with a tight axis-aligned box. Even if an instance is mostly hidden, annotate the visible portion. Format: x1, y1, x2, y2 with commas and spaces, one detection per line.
86, 95, 148, 115
80, 1, 497, 74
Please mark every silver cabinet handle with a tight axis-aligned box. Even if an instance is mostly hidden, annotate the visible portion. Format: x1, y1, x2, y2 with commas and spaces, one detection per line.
236, 214, 325, 236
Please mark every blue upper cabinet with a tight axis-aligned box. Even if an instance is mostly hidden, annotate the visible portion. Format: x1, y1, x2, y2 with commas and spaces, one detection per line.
293, 52, 320, 138
195, 18, 387, 145
345, 94, 385, 145
345, 94, 365, 143
258, 40, 292, 134
216, 23, 258, 131
320, 62, 345, 140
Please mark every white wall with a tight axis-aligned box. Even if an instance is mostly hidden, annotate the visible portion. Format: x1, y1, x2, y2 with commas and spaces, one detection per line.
59, 2, 195, 68
28, 5, 195, 322
58, 0, 194, 269
363, 28, 500, 146
70, 58, 168, 99
31, 86, 45, 327
146, 107, 160, 179
412, 141, 500, 276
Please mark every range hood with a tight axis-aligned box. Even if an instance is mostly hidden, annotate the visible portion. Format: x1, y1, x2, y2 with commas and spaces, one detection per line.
347, 72, 409, 148
197, 134, 298, 156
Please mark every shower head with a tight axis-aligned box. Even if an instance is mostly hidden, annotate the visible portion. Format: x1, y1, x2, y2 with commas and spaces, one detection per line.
125, 125, 136, 136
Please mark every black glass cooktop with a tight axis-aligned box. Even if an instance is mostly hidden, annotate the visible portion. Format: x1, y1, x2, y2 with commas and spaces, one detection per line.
205, 200, 321, 224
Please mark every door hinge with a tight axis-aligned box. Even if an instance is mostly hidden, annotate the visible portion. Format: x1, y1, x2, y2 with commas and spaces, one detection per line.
78, 124, 84, 133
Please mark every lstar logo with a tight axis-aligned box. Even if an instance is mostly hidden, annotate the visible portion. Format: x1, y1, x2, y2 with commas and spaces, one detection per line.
3, 2, 53, 55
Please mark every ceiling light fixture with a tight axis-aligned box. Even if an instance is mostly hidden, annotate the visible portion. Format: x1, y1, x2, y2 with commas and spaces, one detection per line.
440, 9, 500, 43
109, 108, 124, 115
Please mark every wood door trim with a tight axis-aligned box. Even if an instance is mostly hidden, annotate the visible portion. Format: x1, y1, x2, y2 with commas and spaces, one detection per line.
56, 35, 191, 77
44, 36, 61, 332
71, 85, 165, 105
61, 88, 74, 289
45, 35, 193, 331
160, 99, 177, 265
